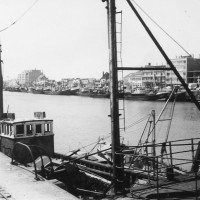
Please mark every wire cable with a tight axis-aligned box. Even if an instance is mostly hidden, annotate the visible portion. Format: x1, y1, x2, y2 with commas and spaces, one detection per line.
125, 114, 150, 130
0, 0, 39, 33
130, 0, 192, 57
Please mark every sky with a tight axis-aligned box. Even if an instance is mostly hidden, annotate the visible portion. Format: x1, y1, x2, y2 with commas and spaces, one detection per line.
0, 0, 200, 81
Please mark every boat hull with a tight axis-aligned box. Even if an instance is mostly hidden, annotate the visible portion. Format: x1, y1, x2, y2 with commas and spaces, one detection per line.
124, 93, 159, 101
0, 134, 54, 158
90, 93, 110, 98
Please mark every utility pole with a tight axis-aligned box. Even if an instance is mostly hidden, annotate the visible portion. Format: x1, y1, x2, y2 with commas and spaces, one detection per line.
0, 44, 3, 114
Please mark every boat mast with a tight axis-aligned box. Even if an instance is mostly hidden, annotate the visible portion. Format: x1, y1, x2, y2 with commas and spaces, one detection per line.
0, 44, 3, 114
106, 0, 124, 194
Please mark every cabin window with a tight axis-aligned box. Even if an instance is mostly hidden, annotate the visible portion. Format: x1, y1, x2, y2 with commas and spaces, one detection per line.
26, 124, 33, 136
4, 124, 11, 135
45, 123, 50, 133
5, 125, 8, 135
7, 124, 12, 136
16, 124, 24, 136
36, 124, 42, 134
9, 125, 13, 136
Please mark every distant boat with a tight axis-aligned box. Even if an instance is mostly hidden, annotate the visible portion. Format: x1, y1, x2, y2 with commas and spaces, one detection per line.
90, 93, 110, 98
58, 88, 71, 95
43, 87, 71, 95
124, 87, 158, 101
186, 89, 200, 102
77, 88, 91, 97
89, 88, 110, 98
157, 87, 188, 102
31, 87, 44, 94
5, 87, 21, 92
70, 87, 79, 95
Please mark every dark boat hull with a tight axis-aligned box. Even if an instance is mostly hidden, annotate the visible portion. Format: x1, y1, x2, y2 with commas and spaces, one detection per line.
44, 90, 71, 95
124, 93, 158, 101
90, 93, 110, 98
31, 89, 44, 94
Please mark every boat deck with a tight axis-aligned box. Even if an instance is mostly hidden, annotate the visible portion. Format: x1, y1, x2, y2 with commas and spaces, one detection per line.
129, 173, 200, 199
0, 152, 78, 200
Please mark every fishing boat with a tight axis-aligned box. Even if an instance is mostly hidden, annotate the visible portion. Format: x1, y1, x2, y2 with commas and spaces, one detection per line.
1, 1, 200, 199
0, 53, 111, 199
43, 87, 72, 95
62, 0, 200, 198
0, 111, 112, 198
59, 88, 72, 95
70, 87, 80, 95
124, 87, 161, 101
77, 88, 91, 97
31, 87, 45, 94
90, 92, 110, 98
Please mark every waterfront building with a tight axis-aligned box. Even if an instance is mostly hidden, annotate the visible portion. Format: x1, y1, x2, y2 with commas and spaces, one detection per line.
58, 79, 71, 89
35, 74, 48, 86
72, 78, 81, 87
100, 72, 110, 87
124, 64, 166, 90
166, 56, 200, 85
80, 78, 95, 89
94, 79, 101, 89
80, 79, 90, 88
123, 71, 143, 90
3, 79, 17, 88
142, 63, 166, 88
88, 78, 96, 89
17, 69, 43, 86
60, 78, 73, 88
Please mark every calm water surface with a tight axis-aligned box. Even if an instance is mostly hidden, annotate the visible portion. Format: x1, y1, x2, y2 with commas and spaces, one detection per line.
4, 91, 200, 155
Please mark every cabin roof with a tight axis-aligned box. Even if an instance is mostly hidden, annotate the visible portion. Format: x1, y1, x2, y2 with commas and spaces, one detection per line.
0, 118, 53, 124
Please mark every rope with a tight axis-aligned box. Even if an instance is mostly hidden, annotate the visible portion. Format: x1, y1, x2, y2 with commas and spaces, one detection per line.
0, 0, 39, 33
125, 114, 151, 130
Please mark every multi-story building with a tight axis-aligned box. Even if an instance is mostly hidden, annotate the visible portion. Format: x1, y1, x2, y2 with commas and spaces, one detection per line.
124, 71, 143, 89
17, 69, 43, 85
166, 56, 200, 85
124, 63, 166, 90
142, 63, 166, 88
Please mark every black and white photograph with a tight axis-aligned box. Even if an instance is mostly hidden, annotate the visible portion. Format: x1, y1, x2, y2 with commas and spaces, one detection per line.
0, 0, 200, 199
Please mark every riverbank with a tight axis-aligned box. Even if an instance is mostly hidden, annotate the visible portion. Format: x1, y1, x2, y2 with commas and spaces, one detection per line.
4, 89, 200, 102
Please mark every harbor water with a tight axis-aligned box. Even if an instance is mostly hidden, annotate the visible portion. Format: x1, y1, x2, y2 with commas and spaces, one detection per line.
4, 91, 200, 158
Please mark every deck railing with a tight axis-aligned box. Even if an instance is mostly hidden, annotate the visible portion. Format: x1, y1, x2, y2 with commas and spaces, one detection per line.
118, 137, 200, 199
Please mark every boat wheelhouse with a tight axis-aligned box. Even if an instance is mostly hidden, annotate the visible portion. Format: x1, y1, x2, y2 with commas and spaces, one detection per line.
0, 112, 54, 157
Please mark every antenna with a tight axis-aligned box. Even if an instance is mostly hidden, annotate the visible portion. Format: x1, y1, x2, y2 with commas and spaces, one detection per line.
7, 105, 9, 114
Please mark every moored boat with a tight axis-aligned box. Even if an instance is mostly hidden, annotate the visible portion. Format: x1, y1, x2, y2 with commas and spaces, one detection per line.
70, 87, 79, 95
0, 111, 112, 198
1, 0, 200, 199
64, 0, 200, 198
124, 91, 158, 101
31, 87, 44, 94
59, 88, 71, 95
